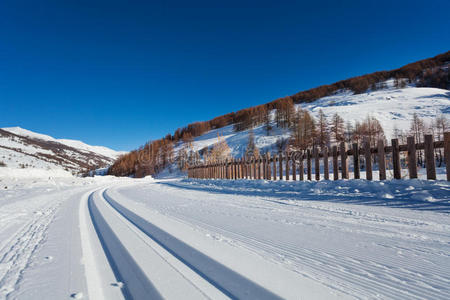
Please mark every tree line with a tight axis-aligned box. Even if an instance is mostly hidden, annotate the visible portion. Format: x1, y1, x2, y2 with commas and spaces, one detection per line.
108, 51, 449, 177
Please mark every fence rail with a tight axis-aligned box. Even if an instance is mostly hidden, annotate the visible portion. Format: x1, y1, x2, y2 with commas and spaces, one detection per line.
188, 133, 450, 182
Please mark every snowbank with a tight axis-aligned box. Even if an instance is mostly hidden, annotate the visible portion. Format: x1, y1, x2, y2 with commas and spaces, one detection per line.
166, 177, 450, 212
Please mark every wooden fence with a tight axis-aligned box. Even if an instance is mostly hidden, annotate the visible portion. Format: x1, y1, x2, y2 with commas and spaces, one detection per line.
188, 133, 450, 181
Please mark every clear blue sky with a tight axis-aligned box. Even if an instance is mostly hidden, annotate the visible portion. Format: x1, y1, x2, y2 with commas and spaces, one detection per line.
1, 0, 449, 151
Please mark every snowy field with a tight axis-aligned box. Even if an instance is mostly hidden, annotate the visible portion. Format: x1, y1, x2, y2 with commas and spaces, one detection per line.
0, 168, 449, 299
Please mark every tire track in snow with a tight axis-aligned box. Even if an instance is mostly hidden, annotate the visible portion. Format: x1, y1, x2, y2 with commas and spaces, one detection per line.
91, 189, 283, 300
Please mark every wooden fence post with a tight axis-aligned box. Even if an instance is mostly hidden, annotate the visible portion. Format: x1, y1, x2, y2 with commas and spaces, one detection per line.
340, 142, 348, 179
256, 157, 260, 180
407, 136, 417, 179
314, 147, 320, 181
378, 140, 386, 180
292, 155, 297, 181
272, 154, 277, 180
363, 138, 372, 180
266, 153, 271, 180
279, 153, 283, 180
445, 132, 450, 181
246, 158, 250, 179
260, 156, 263, 180
424, 134, 436, 180
392, 138, 401, 179
231, 158, 236, 180
285, 153, 290, 180
230, 159, 233, 179
299, 154, 304, 181
353, 143, 360, 179
307, 149, 312, 180
323, 147, 329, 180
262, 156, 267, 180
332, 145, 338, 180
226, 160, 229, 179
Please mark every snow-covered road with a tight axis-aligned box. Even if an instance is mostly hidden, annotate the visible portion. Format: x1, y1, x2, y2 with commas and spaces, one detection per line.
1, 176, 449, 299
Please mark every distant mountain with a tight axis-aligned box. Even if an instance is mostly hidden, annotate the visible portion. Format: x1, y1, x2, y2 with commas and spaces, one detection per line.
0, 127, 125, 175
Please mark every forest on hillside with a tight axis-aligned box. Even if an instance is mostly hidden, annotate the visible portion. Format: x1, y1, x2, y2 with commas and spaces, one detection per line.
108, 51, 450, 177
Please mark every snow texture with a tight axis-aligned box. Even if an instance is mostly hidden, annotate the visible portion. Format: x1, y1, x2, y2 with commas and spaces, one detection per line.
0, 174, 449, 299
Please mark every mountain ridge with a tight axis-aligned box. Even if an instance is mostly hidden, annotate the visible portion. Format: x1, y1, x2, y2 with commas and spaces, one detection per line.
0, 127, 125, 175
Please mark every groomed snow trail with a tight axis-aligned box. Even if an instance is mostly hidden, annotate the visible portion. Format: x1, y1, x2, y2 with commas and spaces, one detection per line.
107, 179, 450, 300
1, 176, 449, 299
83, 185, 341, 299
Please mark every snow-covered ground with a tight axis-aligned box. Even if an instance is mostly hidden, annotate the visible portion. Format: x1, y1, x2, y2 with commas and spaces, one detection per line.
0, 171, 449, 299
1, 84, 449, 299
178, 84, 450, 157
0, 127, 125, 174
2, 127, 125, 160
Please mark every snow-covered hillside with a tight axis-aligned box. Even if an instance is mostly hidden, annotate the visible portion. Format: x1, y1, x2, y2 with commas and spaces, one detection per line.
2, 127, 124, 160
182, 84, 449, 158
0, 127, 125, 175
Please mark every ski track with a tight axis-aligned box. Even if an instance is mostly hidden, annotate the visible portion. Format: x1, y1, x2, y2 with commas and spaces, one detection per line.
111, 181, 450, 300
0, 199, 60, 298
1, 177, 449, 299
84, 187, 294, 299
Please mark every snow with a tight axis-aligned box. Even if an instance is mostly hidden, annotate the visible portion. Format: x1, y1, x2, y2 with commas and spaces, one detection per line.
1, 84, 449, 299
178, 85, 449, 158
0, 174, 449, 299
302, 85, 450, 140
2, 127, 125, 160
0, 167, 73, 179
0, 126, 126, 175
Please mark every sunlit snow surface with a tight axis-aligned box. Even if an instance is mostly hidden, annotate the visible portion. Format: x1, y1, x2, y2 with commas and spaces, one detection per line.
0, 167, 449, 299
181, 85, 449, 157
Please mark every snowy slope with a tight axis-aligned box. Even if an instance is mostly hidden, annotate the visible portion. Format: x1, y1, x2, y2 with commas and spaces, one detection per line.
303, 84, 450, 140
0, 127, 125, 175
2, 127, 125, 160
180, 84, 449, 158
